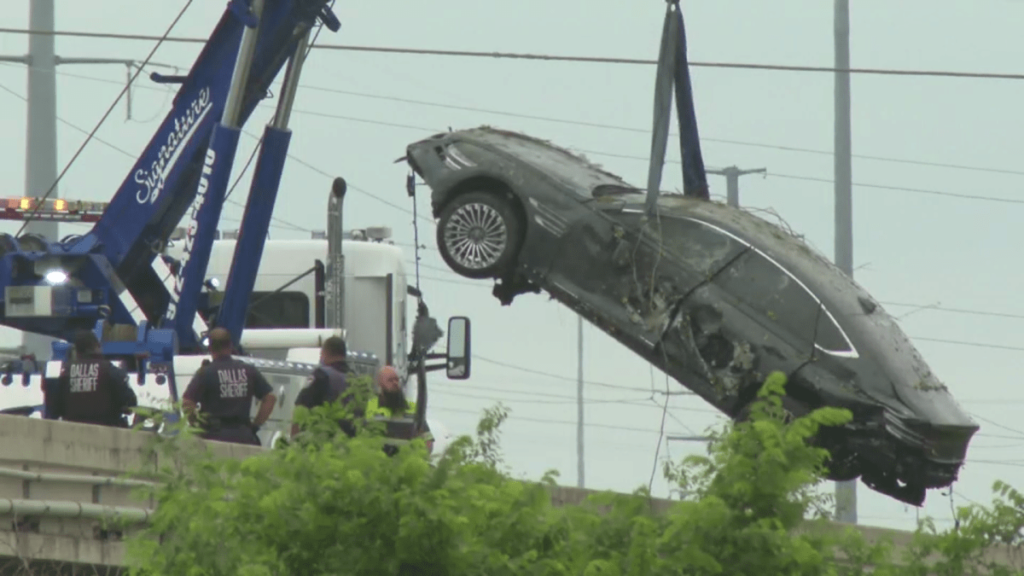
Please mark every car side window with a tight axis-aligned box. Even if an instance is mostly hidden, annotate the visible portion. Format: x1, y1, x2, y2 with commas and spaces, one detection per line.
713, 249, 852, 355
611, 213, 750, 278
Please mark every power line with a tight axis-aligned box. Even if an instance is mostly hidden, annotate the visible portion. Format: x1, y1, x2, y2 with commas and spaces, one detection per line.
913, 336, 1024, 353
255, 107, 1024, 207
11, 59, 1022, 179
432, 405, 682, 435
0, 77, 394, 235
3, 28, 1024, 81
297, 85, 1024, 178
432, 381, 713, 413
769, 173, 1024, 206
11, 60, 1024, 205
475, 354, 696, 396
410, 259, 1024, 327
6, 58, 1024, 349
432, 404, 1024, 471
13, 4, 194, 236
236, 129, 432, 225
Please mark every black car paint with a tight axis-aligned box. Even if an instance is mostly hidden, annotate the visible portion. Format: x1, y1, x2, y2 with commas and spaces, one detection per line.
406, 127, 979, 505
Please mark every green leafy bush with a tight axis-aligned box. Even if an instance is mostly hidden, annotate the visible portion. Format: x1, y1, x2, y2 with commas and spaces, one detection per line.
123, 371, 1024, 575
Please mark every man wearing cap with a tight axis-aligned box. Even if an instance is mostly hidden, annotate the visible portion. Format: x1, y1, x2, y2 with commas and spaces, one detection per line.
366, 365, 434, 454
47, 330, 138, 428
291, 336, 362, 438
181, 328, 277, 445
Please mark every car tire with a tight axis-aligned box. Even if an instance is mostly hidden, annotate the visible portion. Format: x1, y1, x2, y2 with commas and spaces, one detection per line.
436, 190, 523, 279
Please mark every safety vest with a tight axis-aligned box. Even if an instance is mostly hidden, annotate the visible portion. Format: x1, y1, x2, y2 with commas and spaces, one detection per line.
365, 397, 434, 445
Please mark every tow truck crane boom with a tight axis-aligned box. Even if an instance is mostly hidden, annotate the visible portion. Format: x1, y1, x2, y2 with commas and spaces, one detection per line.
0, 0, 340, 356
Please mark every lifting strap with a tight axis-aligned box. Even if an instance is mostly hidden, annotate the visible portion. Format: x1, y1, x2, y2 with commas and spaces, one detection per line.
644, 0, 709, 218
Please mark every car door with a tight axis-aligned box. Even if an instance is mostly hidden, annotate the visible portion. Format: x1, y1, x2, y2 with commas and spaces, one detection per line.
539, 186, 661, 349
544, 185, 710, 357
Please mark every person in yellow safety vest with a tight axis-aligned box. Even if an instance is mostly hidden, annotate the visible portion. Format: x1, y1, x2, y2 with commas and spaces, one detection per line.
366, 365, 434, 454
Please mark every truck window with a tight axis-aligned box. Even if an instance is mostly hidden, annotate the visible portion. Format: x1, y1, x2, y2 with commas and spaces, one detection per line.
246, 291, 310, 329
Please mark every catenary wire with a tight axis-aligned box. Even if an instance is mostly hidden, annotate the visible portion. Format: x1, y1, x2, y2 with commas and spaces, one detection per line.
14, 1, 195, 235
3, 28, 1024, 81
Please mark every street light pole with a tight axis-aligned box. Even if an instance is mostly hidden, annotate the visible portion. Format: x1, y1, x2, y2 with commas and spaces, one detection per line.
833, 0, 857, 525
3, 0, 175, 362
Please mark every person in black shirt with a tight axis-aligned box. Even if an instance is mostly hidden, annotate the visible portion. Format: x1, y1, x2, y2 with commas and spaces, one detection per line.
291, 336, 363, 438
46, 330, 138, 428
182, 328, 277, 446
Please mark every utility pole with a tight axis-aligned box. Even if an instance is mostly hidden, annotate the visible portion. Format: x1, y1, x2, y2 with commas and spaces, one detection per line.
2, 1, 174, 362
833, 0, 857, 525
706, 166, 766, 207
21, 0, 58, 364
576, 315, 584, 488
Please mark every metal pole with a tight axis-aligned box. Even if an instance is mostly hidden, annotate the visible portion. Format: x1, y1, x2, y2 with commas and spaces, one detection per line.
725, 169, 740, 207
706, 166, 766, 208
834, 0, 857, 525
326, 177, 346, 330
221, 0, 265, 129
22, 0, 59, 362
577, 315, 584, 488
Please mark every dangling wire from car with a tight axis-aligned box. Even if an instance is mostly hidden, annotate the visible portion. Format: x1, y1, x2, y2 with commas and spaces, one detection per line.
406, 171, 423, 294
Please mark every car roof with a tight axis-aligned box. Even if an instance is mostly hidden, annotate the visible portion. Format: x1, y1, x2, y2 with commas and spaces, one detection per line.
446, 126, 635, 186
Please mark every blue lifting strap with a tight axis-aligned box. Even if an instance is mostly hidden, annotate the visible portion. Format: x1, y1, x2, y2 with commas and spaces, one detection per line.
644, 0, 709, 219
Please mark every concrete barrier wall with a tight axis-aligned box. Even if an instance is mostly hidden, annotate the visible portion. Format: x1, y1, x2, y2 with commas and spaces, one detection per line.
0, 415, 1012, 571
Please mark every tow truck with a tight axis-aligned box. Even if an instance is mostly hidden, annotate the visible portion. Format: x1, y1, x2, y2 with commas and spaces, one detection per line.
0, 0, 470, 447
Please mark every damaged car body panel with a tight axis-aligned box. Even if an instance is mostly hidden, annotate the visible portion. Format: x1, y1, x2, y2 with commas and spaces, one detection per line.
405, 126, 979, 507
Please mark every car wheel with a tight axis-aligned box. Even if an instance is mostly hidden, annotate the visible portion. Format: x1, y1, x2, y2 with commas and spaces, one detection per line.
436, 190, 523, 279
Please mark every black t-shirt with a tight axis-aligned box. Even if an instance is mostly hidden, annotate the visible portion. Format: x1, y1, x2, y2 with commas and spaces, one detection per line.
183, 357, 273, 425
49, 356, 138, 427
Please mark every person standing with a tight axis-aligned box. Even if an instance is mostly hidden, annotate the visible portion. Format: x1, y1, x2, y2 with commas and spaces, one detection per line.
366, 365, 433, 454
46, 330, 138, 428
291, 336, 362, 438
181, 328, 277, 446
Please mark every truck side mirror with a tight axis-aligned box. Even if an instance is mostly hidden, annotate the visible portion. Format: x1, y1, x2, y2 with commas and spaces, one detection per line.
445, 316, 471, 380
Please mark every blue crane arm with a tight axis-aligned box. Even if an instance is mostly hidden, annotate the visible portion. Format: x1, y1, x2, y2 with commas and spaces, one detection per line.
0, 0, 339, 347
91, 0, 338, 324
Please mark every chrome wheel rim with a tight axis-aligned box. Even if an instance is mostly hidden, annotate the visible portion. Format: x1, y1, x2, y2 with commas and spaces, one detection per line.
443, 202, 509, 270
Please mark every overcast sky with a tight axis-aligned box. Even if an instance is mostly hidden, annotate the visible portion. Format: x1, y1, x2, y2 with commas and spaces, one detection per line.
1, 0, 1023, 532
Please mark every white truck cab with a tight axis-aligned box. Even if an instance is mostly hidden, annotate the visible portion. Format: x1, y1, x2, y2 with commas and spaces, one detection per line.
165, 232, 411, 380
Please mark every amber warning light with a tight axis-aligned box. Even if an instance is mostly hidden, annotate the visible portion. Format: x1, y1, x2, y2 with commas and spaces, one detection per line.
0, 197, 108, 222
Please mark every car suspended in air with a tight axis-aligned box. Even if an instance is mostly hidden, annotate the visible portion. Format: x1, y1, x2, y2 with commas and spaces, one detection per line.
401, 125, 979, 507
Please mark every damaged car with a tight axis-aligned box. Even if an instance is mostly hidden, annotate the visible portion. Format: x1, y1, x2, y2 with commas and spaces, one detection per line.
402, 126, 978, 507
